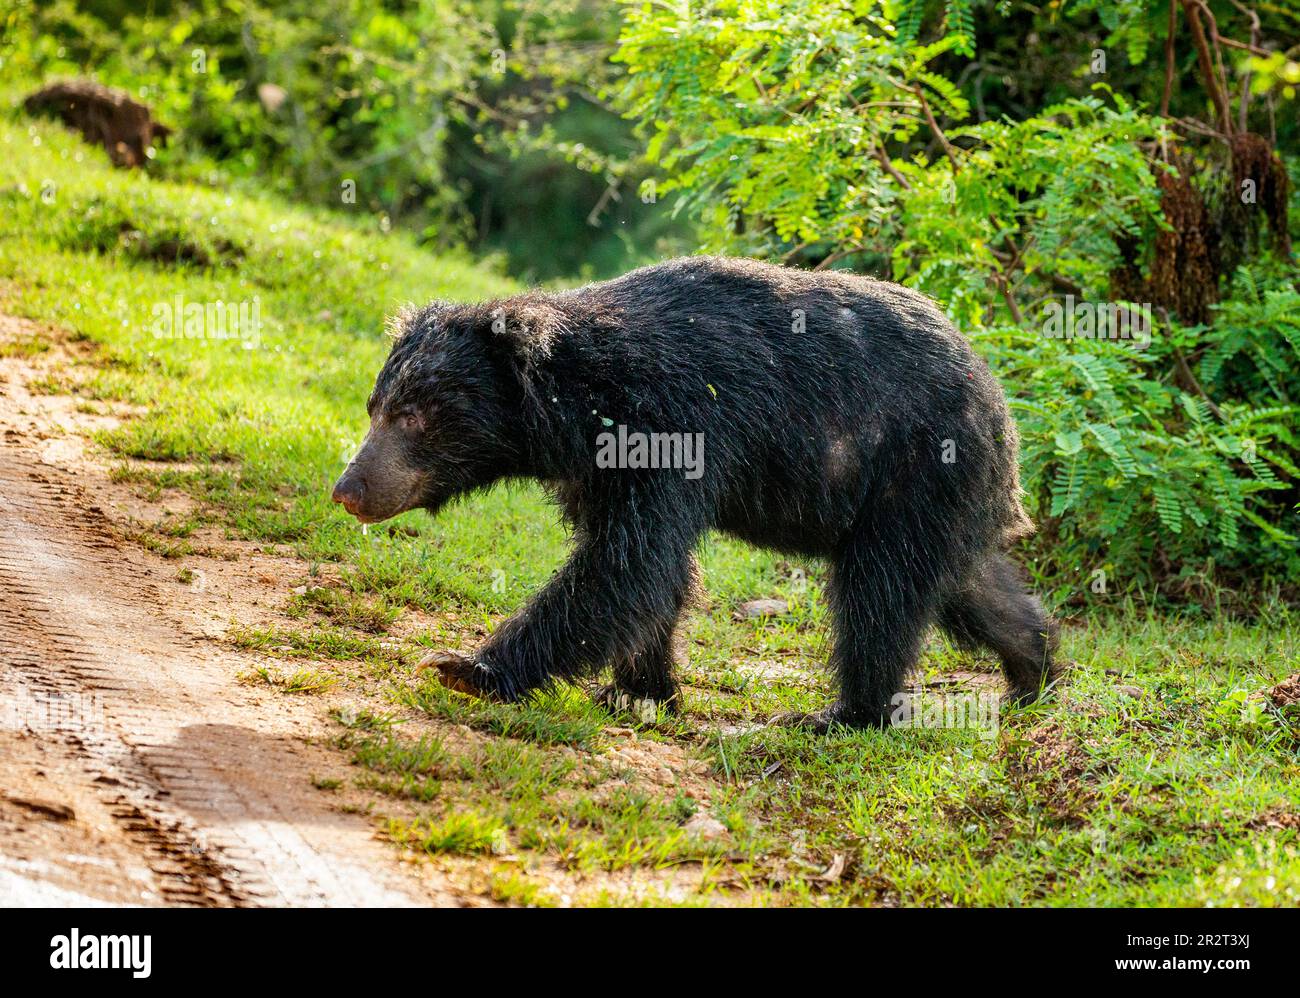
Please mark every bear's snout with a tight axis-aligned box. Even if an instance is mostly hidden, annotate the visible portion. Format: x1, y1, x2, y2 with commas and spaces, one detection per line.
331, 472, 367, 517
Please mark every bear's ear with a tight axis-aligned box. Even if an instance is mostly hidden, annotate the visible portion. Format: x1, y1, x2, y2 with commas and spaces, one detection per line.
477, 299, 568, 361
386, 301, 453, 345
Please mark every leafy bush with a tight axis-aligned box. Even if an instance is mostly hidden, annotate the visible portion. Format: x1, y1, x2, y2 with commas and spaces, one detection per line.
3, 0, 490, 238
0, 0, 690, 277
973, 271, 1300, 595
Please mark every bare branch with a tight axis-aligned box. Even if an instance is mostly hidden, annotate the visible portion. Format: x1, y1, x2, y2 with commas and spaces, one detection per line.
1162, 0, 1178, 119
1181, 1, 1235, 135
1230, 1, 1262, 130
874, 143, 913, 191
913, 84, 962, 174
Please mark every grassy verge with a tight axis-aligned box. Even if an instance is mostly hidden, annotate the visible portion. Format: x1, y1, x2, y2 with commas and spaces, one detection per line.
2, 98, 1297, 906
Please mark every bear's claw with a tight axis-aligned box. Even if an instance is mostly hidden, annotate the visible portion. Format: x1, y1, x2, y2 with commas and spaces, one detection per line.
415, 649, 490, 698
590, 683, 677, 723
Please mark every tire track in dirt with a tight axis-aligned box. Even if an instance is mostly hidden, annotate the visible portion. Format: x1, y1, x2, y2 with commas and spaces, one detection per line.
0, 315, 460, 907
0, 449, 428, 905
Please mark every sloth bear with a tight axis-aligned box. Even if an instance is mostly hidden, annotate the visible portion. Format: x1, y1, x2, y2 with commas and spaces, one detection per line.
333, 256, 1057, 730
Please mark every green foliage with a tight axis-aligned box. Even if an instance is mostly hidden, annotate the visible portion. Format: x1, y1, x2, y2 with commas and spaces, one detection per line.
976, 293, 1300, 591
3, 0, 492, 241
1064, 0, 1155, 65
0, 0, 691, 277
898, 94, 1165, 321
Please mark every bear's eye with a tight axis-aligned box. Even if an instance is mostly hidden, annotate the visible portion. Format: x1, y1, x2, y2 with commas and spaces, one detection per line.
394, 409, 422, 432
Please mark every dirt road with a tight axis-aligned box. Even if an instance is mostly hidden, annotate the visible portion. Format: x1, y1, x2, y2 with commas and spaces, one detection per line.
0, 315, 461, 906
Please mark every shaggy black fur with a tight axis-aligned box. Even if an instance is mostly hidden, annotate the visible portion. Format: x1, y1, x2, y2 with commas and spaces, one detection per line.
337, 256, 1058, 727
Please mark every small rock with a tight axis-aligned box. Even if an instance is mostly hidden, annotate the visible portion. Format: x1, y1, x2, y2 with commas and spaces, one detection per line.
633, 698, 658, 725
1270, 674, 1300, 708
717, 722, 764, 737
683, 812, 728, 841
812, 853, 847, 883
651, 766, 676, 786
735, 598, 789, 620
1116, 685, 1143, 698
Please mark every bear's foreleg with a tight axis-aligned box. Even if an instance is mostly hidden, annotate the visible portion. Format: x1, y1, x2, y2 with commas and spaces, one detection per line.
590, 630, 681, 718
592, 552, 700, 717
430, 521, 699, 702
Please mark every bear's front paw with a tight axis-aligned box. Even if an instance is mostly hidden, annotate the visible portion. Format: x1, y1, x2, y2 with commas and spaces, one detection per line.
767, 704, 885, 733
415, 650, 492, 699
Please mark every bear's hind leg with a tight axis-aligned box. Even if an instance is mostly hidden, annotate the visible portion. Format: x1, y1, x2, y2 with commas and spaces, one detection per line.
774, 492, 951, 731
938, 553, 1059, 705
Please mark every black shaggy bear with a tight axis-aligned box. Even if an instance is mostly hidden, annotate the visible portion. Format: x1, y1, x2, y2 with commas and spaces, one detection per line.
333, 256, 1058, 729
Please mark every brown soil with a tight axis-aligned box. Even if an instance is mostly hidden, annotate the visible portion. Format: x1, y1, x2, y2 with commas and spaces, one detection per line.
0, 314, 469, 907
1269, 673, 1300, 710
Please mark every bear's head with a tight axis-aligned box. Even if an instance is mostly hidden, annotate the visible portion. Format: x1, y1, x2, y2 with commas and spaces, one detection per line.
331, 298, 565, 523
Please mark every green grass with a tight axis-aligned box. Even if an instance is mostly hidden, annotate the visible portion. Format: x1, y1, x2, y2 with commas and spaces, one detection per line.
388, 812, 509, 857
0, 95, 541, 593
237, 664, 339, 695
1, 97, 1297, 906
700, 610, 1300, 906
286, 585, 401, 633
